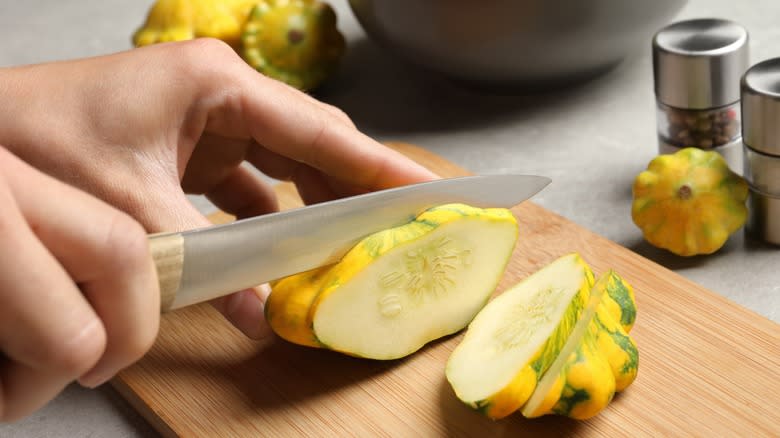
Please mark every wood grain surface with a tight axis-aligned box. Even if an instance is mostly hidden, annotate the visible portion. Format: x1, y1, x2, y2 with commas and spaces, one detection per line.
113, 142, 780, 437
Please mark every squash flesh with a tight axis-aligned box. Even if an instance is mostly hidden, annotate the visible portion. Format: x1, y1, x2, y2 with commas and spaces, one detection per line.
313, 215, 517, 359
445, 253, 594, 418
267, 204, 518, 360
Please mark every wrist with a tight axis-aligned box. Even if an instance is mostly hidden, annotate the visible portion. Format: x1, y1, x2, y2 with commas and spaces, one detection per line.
0, 66, 31, 157
0, 62, 93, 179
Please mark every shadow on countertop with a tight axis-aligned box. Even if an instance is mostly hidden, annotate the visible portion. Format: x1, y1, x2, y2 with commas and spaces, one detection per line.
313, 37, 628, 136
625, 229, 779, 271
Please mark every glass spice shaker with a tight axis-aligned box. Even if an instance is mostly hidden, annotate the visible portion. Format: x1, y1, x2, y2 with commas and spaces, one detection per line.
652, 18, 749, 174
742, 57, 780, 245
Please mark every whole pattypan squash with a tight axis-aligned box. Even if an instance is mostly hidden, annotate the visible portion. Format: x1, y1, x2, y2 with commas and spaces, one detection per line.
133, 0, 345, 91
133, 0, 258, 49
241, 0, 345, 91
632, 147, 748, 256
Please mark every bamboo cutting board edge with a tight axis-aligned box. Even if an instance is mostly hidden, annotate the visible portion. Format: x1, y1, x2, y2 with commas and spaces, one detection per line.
112, 142, 780, 438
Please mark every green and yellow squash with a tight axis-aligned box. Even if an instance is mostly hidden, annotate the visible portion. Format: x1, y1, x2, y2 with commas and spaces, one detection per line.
133, 0, 346, 90
445, 253, 595, 419
133, 0, 258, 49
241, 0, 345, 91
632, 147, 748, 256
446, 256, 640, 421
521, 270, 639, 419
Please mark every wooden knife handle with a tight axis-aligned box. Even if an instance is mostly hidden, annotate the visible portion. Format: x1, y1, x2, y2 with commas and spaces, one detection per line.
148, 233, 185, 312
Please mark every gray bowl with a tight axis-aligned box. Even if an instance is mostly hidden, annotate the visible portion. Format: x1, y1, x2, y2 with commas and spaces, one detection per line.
348, 0, 688, 88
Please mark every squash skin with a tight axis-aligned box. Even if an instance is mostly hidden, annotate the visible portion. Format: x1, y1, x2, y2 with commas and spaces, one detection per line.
600, 270, 636, 333
266, 204, 518, 358
264, 267, 327, 348
551, 320, 616, 420
595, 297, 639, 392
241, 0, 345, 90
632, 147, 748, 256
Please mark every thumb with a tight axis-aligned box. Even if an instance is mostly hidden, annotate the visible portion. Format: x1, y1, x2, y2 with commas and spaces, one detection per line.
143, 192, 273, 340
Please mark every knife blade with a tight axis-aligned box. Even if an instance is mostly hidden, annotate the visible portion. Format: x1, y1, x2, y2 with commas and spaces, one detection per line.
150, 174, 550, 311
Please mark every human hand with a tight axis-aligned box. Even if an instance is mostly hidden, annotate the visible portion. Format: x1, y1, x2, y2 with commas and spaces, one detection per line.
0, 147, 159, 421
0, 39, 437, 339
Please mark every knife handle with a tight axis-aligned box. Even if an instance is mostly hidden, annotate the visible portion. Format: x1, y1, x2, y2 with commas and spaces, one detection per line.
148, 232, 185, 312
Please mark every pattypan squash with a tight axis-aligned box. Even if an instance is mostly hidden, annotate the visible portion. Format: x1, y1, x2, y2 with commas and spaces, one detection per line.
133, 0, 345, 91
133, 0, 258, 49
632, 147, 748, 256
241, 0, 345, 91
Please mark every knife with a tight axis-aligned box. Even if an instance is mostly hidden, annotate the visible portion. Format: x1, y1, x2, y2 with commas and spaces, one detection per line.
149, 174, 550, 311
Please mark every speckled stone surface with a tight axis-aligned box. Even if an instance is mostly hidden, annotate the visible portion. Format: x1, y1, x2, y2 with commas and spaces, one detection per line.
1, 0, 777, 436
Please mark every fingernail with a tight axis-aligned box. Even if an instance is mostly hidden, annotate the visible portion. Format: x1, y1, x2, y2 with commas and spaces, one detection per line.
78, 369, 113, 389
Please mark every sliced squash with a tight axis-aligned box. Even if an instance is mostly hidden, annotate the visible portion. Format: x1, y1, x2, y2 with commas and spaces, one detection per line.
599, 270, 637, 332
264, 267, 327, 348
266, 203, 519, 360
445, 253, 594, 419
594, 287, 639, 392
522, 271, 639, 419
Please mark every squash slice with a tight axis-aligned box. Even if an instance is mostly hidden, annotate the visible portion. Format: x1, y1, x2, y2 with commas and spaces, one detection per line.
594, 283, 639, 392
522, 270, 639, 419
265, 267, 327, 348
267, 204, 519, 360
445, 253, 594, 419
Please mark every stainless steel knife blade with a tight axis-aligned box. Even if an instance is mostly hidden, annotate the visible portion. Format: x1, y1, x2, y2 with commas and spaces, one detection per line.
156, 174, 550, 309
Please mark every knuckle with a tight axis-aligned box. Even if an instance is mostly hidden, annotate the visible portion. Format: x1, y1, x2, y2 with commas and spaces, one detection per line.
178, 38, 242, 74
171, 38, 246, 95
323, 104, 355, 128
102, 212, 150, 271
305, 122, 330, 168
183, 37, 236, 59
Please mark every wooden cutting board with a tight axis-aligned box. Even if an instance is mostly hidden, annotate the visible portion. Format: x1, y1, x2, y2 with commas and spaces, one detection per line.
113, 142, 780, 437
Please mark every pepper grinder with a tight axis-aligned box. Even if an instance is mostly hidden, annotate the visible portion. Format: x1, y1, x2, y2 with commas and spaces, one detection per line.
652, 18, 749, 174
742, 57, 780, 245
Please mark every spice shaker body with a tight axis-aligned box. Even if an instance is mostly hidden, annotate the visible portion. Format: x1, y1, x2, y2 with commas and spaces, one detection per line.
742, 57, 780, 244
652, 18, 749, 173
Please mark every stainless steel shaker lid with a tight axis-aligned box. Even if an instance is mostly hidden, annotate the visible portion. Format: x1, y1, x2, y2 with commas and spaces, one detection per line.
653, 18, 749, 109
742, 57, 780, 156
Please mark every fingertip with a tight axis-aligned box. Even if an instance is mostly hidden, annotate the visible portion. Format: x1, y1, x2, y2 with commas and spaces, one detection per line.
221, 288, 273, 340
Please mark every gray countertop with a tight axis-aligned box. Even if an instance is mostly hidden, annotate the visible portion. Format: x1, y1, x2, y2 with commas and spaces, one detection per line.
1, 0, 778, 436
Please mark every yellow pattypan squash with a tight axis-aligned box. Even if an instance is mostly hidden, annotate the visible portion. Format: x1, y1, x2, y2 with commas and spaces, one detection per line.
241, 0, 346, 91
632, 147, 748, 256
133, 0, 345, 91
133, 0, 258, 49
